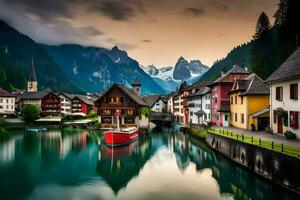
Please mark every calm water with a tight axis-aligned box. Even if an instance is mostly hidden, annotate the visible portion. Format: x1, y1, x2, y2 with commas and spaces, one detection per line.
0, 129, 298, 200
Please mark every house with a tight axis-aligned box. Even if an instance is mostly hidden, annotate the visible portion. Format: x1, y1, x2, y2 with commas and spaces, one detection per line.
94, 82, 149, 129
266, 48, 300, 138
167, 92, 175, 114
173, 81, 192, 125
0, 88, 15, 118
57, 93, 74, 115
71, 95, 94, 115
20, 91, 61, 116
208, 65, 249, 127
228, 74, 270, 131
184, 85, 211, 125
143, 94, 166, 113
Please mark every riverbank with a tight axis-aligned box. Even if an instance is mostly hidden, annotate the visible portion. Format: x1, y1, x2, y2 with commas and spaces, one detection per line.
186, 127, 300, 195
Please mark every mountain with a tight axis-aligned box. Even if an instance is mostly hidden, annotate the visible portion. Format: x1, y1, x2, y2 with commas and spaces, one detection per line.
143, 57, 209, 92
42, 45, 166, 95
0, 20, 82, 93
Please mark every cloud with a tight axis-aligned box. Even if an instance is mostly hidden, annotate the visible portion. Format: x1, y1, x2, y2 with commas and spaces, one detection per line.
89, 0, 145, 21
79, 26, 103, 36
142, 39, 152, 43
182, 7, 205, 17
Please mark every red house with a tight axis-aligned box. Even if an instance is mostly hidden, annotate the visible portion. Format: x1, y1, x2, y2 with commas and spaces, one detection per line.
71, 95, 94, 115
208, 65, 249, 127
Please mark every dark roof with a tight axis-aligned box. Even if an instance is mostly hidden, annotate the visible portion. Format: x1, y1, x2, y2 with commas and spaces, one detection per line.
185, 86, 210, 98
194, 110, 205, 116
96, 84, 147, 106
20, 91, 50, 100
29, 58, 37, 81
57, 92, 76, 100
143, 95, 162, 107
75, 95, 94, 105
209, 65, 249, 86
228, 74, 269, 96
266, 48, 300, 83
0, 88, 14, 97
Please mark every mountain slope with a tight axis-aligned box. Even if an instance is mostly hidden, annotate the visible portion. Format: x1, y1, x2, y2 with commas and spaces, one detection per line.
42, 45, 166, 95
0, 20, 82, 93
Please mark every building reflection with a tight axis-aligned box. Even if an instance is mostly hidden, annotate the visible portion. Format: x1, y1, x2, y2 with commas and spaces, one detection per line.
96, 135, 152, 194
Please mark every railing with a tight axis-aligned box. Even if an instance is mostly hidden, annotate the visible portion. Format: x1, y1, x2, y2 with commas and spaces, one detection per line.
208, 128, 300, 159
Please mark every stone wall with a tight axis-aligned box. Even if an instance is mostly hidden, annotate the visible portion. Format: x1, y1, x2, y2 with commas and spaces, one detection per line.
206, 133, 300, 194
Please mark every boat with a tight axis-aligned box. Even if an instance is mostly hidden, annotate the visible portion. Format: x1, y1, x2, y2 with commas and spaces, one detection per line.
26, 127, 47, 133
104, 127, 139, 146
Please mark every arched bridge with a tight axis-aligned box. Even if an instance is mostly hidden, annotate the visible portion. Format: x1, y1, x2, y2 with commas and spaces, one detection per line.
149, 112, 174, 127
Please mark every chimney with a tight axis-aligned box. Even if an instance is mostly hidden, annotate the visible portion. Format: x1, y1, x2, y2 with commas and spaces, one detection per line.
132, 79, 141, 96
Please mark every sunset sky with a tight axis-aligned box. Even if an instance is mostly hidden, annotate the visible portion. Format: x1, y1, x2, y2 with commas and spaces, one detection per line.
0, 0, 278, 67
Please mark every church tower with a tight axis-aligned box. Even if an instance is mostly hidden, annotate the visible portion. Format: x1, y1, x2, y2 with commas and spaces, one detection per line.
27, 58, 37, 92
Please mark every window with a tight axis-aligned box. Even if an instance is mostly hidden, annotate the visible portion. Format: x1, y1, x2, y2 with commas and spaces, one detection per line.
235, 96, 237, 104
6, 99, 8, 103
0, 99, 2, 103
235, 113, 237, 122
241, 113, 244, 123
290, 111, 299, 129
230, 96, 233, 104
276, 87, 283, 101
240, 96, 243, 104
224, 115, 228, 121
290, 84, 298, 100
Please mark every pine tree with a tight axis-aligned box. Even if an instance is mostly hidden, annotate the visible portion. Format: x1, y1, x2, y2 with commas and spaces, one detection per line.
253, 12, 271, 40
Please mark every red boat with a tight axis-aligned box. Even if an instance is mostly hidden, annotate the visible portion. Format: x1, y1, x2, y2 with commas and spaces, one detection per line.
104, 128, 139, 146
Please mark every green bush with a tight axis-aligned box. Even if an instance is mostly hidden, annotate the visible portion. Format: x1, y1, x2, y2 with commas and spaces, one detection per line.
0, 120, 25, 130
22, 104, 40, 123
88, 110, 97, 118
284, 131, 296, 140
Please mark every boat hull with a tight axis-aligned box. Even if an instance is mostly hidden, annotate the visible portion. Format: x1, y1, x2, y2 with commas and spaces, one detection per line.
104, 130, 139, 146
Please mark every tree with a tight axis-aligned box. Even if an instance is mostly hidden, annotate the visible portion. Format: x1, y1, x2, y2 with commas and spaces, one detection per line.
253, 12, 271, 39
22, 104, 40, 123
87, 110, 97, 118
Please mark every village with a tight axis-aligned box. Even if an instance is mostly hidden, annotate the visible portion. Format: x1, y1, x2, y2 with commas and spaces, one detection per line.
1, 48, 299, 140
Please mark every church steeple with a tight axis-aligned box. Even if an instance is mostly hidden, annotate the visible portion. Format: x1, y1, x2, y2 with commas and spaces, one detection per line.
27, 58, 37, 92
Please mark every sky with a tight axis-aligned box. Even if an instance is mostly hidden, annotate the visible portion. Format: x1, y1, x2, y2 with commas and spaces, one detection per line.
0, 0, 278, 67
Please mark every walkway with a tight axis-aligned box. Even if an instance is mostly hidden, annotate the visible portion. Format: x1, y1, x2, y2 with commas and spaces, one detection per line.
212, 126, 300, 148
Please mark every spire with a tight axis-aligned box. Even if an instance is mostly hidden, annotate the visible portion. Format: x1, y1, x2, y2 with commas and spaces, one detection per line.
29, 58, 37, 81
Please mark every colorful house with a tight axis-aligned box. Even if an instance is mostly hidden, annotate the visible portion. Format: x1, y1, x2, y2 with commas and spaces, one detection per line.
94, 82, 149, 129
228, 74, 270, 131
208, 65, 249, 127
266, 48, 300, 138
71, 95, 94, 115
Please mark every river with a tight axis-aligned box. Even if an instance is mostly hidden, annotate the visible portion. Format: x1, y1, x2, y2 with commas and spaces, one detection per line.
0, 129, 298, 200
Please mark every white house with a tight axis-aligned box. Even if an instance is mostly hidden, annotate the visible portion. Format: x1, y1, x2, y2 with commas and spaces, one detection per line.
0, 88, 15, 118
266, 48, 300, 138
185, 86, 211, 125
58, 93, 74, 115
143, 94, 166, 113
167, 93, 174, 114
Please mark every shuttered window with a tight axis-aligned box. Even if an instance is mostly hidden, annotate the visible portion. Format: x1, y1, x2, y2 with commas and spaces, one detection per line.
290, 111, 299, 129
276, 87, 283, 101
290, 84, 298, 100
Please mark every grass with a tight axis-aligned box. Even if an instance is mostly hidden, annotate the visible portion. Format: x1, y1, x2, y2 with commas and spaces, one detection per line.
188, 128, 208, 138
208, 128, 300, 159
0, 119, 25, 131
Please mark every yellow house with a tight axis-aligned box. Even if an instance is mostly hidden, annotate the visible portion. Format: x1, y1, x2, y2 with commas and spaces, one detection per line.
229, 74, 270, 131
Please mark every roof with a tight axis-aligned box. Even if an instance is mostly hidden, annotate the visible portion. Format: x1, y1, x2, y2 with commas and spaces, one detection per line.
29, 58, 37, 81
229, 73, 269, 96
185, 86, 210, 98
194, 110, 205, 116
143, 95, 162, 107
266, 48, 300, 83
0, 88, 14, 97
209, 65, 249, 86
96, 84, 148, 106
217, 106, 230, 112
20, 90, 50, 100
75, 95, 94, 105
249, 108, 270, 118
57, 92, 76, 100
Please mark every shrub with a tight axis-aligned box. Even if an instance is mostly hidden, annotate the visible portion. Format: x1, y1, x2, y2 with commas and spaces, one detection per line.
22, 104, 40, 123
88, 110, 97, 118
284, 131, 296, 140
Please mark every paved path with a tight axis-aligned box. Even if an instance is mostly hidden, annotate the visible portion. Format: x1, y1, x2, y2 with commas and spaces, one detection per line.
212, 126, 300, 148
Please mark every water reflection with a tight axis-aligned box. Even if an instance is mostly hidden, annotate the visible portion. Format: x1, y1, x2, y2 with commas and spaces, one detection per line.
0, 129, 298, 200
